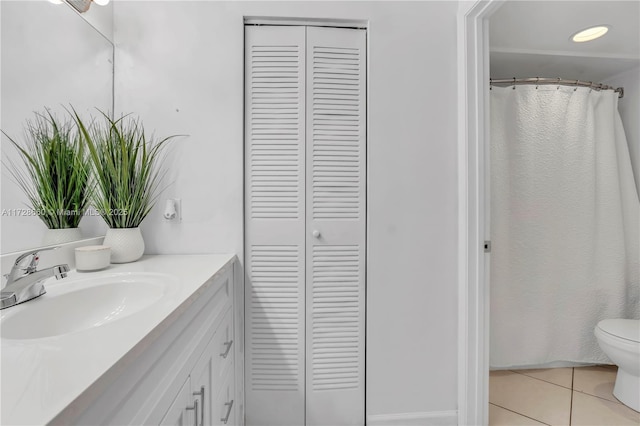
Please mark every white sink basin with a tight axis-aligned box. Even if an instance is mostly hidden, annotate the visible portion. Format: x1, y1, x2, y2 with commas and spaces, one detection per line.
0, 272, 177, 340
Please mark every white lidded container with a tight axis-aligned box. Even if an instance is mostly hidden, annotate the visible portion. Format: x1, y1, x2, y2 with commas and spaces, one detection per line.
75, 245, 111, 271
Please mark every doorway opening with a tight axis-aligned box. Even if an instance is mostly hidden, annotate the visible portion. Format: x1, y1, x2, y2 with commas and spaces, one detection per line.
459, 2, 640, 425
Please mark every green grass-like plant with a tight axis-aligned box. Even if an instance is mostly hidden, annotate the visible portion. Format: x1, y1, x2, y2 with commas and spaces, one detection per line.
3, 110, 91, 229
74, 110, 175, 228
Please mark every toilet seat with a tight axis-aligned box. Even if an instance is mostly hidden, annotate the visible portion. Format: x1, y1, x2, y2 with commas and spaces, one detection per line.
596, 319, 640, 343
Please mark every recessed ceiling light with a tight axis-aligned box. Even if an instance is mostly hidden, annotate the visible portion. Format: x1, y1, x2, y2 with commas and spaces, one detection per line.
571, 25, 610, 42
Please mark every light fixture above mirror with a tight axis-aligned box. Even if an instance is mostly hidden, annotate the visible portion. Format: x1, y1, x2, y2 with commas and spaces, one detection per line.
49, 0, 110, 13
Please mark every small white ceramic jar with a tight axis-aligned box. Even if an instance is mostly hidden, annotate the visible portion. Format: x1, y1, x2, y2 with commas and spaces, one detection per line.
75, 245, 111, 271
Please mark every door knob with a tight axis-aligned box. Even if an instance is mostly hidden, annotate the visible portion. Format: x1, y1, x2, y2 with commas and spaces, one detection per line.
312, 230, 321, 238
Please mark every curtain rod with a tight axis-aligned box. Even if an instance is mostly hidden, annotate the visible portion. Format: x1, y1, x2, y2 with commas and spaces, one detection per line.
490, 77, 624, 98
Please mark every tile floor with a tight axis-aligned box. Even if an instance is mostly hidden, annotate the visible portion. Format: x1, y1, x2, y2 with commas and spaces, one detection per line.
489, 365, 640, 425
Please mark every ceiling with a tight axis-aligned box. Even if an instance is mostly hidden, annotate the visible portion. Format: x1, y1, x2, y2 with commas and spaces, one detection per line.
490, 1, 640, 82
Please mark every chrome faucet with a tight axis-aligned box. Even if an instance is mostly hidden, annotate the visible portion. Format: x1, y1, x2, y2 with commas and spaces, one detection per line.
1, 247, 70, 310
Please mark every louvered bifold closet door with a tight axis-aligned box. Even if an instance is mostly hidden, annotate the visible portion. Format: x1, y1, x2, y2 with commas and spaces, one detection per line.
245, 25, 306, 426
305, 26, 366, 426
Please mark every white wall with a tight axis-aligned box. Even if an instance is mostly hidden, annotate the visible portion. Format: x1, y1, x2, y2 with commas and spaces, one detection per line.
0, 0, 113, 253
605, 67, 640, 198
114, 1, 459, 421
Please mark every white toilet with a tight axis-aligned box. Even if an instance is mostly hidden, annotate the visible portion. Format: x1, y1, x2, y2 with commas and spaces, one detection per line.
594, 319, 640, 412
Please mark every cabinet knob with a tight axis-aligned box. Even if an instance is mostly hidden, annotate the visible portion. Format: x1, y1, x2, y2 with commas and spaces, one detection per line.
312, 230, 321, 238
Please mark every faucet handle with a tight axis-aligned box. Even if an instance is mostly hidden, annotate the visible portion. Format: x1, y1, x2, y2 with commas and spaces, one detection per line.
13, 246, 61, 271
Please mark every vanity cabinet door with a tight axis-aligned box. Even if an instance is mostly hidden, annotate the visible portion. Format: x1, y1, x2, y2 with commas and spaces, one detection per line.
212, 371, 236, 426
159, 377, 194, 426
191, 351, 213, 426
211, 308, 234, 381
191, 307, 235, 426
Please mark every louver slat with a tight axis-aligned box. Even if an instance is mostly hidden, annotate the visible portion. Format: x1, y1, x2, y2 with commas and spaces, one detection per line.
250, 43, 303, 220
250, 245, 301, 391
311, 245, 360, 391
311, 44, 362, 220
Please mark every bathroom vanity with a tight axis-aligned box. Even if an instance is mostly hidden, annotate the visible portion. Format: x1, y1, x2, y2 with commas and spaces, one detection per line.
0, 254, 243, 426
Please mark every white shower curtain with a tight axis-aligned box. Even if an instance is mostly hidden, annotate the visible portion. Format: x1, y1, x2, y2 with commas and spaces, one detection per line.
490, 85, 640, 368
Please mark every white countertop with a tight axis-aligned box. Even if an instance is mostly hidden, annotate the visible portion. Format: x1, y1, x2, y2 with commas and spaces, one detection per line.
0, 254, 236, 426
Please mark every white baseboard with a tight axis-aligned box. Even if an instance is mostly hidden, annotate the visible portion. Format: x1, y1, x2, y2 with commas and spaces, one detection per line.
367, 410, 458, 426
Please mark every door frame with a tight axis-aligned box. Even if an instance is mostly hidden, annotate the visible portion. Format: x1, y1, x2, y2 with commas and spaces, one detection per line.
456, 1, 502, 425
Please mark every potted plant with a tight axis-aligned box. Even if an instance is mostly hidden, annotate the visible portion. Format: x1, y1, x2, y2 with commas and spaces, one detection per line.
3, 110, 91, 245
74, 110, 174, 263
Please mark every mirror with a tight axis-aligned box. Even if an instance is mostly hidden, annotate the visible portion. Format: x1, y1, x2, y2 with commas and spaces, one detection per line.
1, 0, 114, 253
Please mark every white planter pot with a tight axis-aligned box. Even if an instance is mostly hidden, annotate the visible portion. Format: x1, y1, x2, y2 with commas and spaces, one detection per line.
42, 228, 83, 246
103, 227, 145, 263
